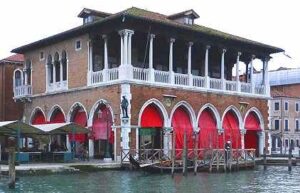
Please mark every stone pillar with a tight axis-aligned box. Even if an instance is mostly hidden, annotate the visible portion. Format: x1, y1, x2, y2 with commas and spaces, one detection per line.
263, 58, 270, 96
221, 49, 226, 90
236, 52, 242, 92
66, 134, 71, 152
119, 29, 134, 80
188, 42, 193, 86
60, 60, 63, 84
53, 62, 56, 83
205, 45, 210, 88
120, 84, 132, 161
103, 35, 108, 81
250, 55, 255, 94
149, 34, 155, 82
240, 129, 246, 150
169, 38, 175, 84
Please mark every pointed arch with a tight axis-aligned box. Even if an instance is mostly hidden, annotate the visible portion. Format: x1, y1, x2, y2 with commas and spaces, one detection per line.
170, 101, 196, 128
30, 107, 46, 125
170, 101, 196, 149
67, 102, 88, 123
13, 69, 23, 88
221, 105, 243, 149
244, 107, 264, 131
197, 103, 221, 149
48, 105, 66, 123
138, 98, 168, 127
88, 99, 115, 127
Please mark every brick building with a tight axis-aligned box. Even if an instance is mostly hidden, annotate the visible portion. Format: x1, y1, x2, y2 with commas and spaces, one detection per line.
12, 7, 283, 160
263, 68, 300, 155
0, 54, 24, 121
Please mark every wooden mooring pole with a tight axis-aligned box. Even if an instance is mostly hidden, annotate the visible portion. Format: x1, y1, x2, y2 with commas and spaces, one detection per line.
193, 132, 199, 175
8, 137, 16, 189
171, 132, 175, 177
263, 147, 267, 170
288, 147, 292, 171
182, 131, 187, 176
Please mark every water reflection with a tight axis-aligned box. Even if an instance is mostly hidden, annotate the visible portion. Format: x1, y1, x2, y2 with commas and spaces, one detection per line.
0, 166, 300, 193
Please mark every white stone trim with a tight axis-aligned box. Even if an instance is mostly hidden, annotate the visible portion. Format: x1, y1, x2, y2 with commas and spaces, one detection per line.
47, 104, 66, 122
170, 101, 197, 130
197, 103, 221, 131
29, 106, 46, 125
244, 107, 265, 131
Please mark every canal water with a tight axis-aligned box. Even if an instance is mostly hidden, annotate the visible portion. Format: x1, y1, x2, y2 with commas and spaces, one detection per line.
0, 166, 299, 193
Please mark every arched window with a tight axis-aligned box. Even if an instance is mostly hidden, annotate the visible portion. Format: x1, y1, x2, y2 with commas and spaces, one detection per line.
47, 55, 53, 83
14, 70, 22, 87
25, 59, 32, 85
61, 50, 67, 81
54, 52, 60, 82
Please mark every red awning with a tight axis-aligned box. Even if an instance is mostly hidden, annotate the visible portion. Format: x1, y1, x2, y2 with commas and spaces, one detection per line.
245, 112, 261, 131
222, 111, 241, 149
198, 109, 219, 149
71, 110, 87, 143
92, 106, 113, 143
172, 107, 194, 149
141, 105, 163, 128
32, 111, 46, 125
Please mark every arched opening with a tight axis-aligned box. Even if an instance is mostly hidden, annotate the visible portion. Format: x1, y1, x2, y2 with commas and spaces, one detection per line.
171, 106, 194, 149
61, 50, 67, 81
245, 112, 261, 155
198, 108, 220, 149
140, 104, 164, 149
70, 106, 87, 143
49, 107, 66, 152
54, 52, 60, 82
222, 110, 241, 149
47, 55, 53, 84
14, 70, 22, 87
92, 104, 113, 159
31, 110, 46, 125
49, 108, 65, 123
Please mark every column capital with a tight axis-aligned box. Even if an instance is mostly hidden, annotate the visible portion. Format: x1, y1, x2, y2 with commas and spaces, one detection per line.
170, 38, 176, 43
222, 48, 227, 53
206, 45, 211, 49
150, 34, 156, 39
188, 41, 193, 47
237, 51, 242, 56
118, 29, 134, 36
251, 55, 256, 60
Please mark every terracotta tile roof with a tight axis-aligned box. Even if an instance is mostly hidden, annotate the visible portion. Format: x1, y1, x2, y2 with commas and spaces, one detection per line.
0, 54, 24, 64
12, 7, 284, 54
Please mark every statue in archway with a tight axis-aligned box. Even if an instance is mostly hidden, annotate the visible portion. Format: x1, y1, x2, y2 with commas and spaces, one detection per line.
121, 96, 129, 118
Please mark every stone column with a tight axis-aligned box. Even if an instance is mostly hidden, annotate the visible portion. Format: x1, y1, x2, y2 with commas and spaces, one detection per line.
188, 42, 193, 86
205, 45, 210, 88
236, 52, 242, 92
120, 32, 124, 65
149, 34, 155, 82
221, 49, 226, 90
250, 55, 255, 94
128, 32, 133, 66
66, 134, 71, 152
240, 129, 247, 150
169, 38, 175, 84
119, 29, 134, 80
123, 32, 128, 66
103, 35, 108, 81
60, 60, 63, 85
263, 57, 270, 96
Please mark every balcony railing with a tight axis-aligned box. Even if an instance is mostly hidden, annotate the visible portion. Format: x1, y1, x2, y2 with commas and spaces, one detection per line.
14, 85, 32, 98
88, 66, 267, 96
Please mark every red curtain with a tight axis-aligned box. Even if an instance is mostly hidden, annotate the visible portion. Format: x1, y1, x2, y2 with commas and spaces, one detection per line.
71, 110, 87, 143
50, 110, 65, 123
245, 112, 261, 149
141, 105, 163, 128
198, 109, 220, 149
32, 111, 46, 125
172, 107, 194, 149
92, 106, 113, 143
222, 111, 241, 149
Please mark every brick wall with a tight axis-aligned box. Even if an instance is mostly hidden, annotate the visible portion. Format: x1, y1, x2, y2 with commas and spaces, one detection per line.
24, 34, 89, 95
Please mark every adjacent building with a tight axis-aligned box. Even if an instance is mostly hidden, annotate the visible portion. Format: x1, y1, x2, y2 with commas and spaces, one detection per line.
264, 68, 300, 155
0, 54, 24, 121
11, 7, 283, 159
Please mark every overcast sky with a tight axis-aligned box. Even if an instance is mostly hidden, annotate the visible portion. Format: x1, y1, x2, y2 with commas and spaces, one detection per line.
0, 0, 299, 70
